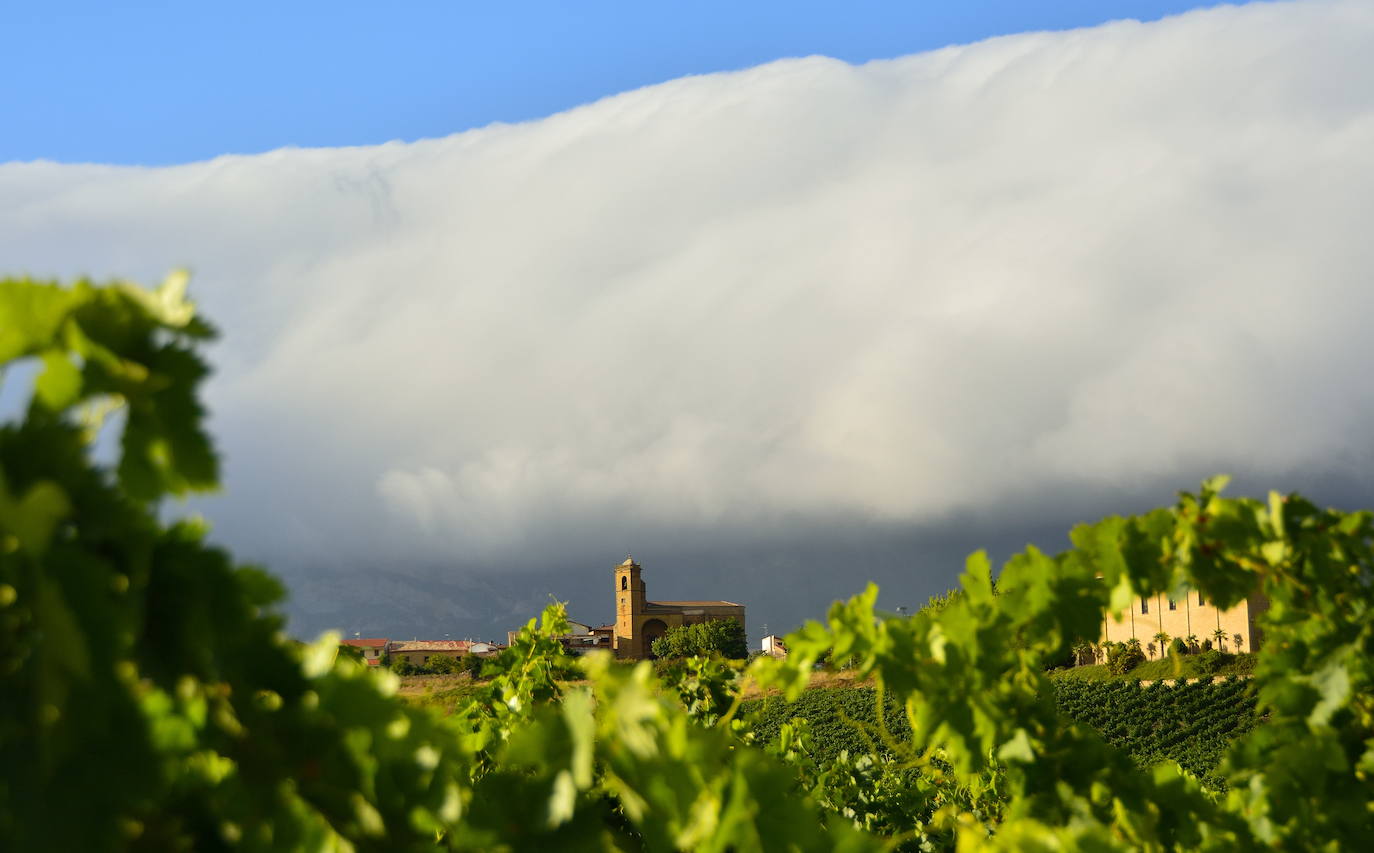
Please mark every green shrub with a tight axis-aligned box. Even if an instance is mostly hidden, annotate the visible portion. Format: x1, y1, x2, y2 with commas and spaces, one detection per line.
1195, 650, 1226, 675
1108, 639, 1147, 675
429, 654, 461, 674
460, 653, 485, 679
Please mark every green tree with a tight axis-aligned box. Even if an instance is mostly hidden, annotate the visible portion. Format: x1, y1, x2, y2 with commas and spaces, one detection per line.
697, 617, 748, 659
1070, 641, 1093, 666
650, 625, 691, 659
651, 618, 748, 660
1152, 630, 1171, 659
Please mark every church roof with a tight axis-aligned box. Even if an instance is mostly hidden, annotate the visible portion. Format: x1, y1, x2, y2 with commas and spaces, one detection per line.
647, 600, 744, 608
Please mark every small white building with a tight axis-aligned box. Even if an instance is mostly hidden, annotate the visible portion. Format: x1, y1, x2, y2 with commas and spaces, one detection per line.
762, 635, 787, 658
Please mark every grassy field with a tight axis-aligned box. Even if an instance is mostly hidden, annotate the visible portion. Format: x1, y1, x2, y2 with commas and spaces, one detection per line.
396, 674, 487, 714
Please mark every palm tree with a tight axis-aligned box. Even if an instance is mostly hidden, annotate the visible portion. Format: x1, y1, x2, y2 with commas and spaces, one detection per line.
1153, 631, 1171, 658
1185, 634, 1199, 653
1232, 633, 1245, 654
1212, 627, 1228, 652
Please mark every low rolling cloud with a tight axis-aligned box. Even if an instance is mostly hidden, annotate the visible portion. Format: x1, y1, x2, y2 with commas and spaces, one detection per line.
4, 0, 1373, 638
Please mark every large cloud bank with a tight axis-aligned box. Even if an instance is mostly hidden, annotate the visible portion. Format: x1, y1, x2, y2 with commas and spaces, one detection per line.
4, 1, 1374, 631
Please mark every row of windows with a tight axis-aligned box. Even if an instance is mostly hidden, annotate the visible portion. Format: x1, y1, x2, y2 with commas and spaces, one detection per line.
1140, 592, 1206, 614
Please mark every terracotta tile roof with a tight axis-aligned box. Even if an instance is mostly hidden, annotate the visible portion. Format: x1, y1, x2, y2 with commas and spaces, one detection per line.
647, 600, 744, 608
390, 640, 474, 653
342, 638, 389, 648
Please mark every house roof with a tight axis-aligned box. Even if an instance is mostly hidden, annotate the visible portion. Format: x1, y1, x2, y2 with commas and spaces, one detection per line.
390, 640, 474, 653
343, 638, 389, 648
647, 600, 744, 608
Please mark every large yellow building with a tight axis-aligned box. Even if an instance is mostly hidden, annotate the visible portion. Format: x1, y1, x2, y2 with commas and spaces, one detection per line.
613, 557, 745, 659
1101, 590, 1267, 655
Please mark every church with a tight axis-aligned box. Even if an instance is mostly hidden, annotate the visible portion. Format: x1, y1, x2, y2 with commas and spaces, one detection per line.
612, 557, 746, 659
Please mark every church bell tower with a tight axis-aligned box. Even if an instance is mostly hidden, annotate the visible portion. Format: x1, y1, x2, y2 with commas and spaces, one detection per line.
614, 556, 645, 657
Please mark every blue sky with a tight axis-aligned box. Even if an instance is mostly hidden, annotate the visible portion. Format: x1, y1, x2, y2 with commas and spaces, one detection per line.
7, 0, 1224, 165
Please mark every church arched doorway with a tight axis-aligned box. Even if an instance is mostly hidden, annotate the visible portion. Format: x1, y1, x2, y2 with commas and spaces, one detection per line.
641, 619, 668, 658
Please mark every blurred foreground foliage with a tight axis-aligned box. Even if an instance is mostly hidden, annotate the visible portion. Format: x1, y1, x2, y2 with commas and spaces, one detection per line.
1, 275, 1372, 850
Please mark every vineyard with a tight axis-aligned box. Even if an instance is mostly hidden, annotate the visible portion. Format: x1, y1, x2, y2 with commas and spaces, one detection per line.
1053, 679, 1260, 783
744, 688, 911, 762
743, 679, 1260, 786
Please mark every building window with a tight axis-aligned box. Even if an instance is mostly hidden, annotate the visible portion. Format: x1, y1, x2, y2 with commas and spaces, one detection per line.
621, 576, 628, 590
1198, 592, 1206, 606
1140, 598, 1149, 615
1168, 598, 1177, 611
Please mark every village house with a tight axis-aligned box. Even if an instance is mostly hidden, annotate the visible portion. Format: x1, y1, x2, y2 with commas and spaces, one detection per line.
388, 639, 483, 667
1101, 590, 1267, 655
342, 637, 388, 666
761, 634, 787, 659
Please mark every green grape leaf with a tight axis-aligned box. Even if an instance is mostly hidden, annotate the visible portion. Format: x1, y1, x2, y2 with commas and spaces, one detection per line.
0, 475, 70, 556
0, 279, 78, 361
34, 348, 83, 410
